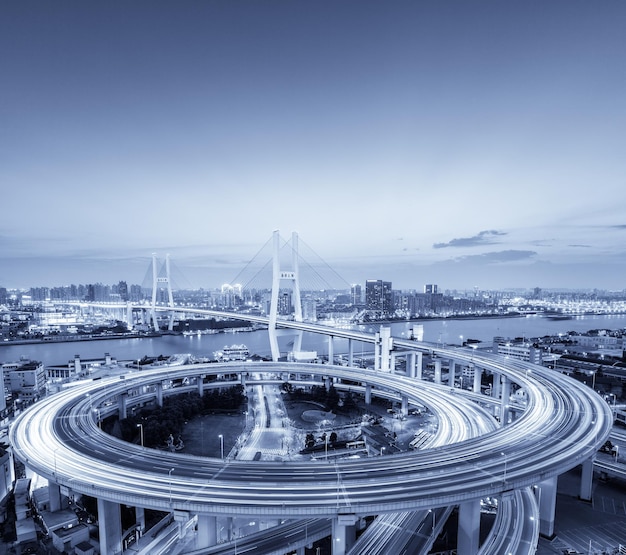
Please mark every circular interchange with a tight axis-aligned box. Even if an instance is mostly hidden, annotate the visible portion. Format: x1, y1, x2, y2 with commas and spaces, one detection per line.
10, 346, 612, 519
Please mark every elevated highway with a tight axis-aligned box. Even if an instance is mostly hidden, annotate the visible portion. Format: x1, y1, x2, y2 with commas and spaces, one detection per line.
10, 335, 613, 554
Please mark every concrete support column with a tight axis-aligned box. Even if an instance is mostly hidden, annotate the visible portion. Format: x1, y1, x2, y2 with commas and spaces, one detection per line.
538, 476, 558, 538
457, 498, 481, 555
118, 393, 128, 420
332, 514, 358, 555
325, 377, 332, 392
348, 339, 354, 367
294, 329, 303, 354
374, 332, 381, 371
472, 365, 481, 394
156, 382, 163, 407
401, 395, 408, 416
492, 372, 501, 399
327, 336, 334, 365
434, 360, 442, 384
135, 506, 145, 533
364, 384, 372, 405
415, 352, 423, 380
97, 498, 122, 555
379, 326, 392, 372
198, 375, 205, 396
499, 375, 511, 425
196, 514, 217, 549
492, 372, 501, 418
449, 360, 456, 387
126, 303, 133, 327
48, 481, 62, 512
407, 352, 416, 378
580, 457, 594, 502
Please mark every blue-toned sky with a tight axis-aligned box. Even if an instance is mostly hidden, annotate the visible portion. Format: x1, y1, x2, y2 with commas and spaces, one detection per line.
1, 1, 625, 292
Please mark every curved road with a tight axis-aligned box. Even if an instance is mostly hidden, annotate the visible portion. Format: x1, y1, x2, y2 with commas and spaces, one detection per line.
11, 352, 611, 521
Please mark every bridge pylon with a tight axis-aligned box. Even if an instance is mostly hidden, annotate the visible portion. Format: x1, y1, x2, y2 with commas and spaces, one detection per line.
150, 253, 175, 332
268, 231, 303, 361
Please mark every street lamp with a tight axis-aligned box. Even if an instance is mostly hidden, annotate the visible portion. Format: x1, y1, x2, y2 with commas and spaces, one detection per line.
136, 423, 144, 447
219, 434, 224, 460
168, 467, 175, 505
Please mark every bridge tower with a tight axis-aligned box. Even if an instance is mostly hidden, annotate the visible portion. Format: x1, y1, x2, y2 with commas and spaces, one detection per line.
268, 231, 303, 361
150, 254, 175, 332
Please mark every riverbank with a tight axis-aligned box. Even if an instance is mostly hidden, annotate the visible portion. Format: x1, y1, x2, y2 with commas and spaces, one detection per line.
351, 311, 527, 326
0, 330, 165, 347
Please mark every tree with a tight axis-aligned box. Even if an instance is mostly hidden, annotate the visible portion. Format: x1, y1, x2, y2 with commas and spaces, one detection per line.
326, 385, 340, 410
305, 433, 315, 449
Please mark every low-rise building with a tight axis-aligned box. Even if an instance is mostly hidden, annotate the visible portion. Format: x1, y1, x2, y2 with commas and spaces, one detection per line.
4, 360, 46, 405
493, 337, 543, 365
0, 446, 14, 511
52, 522, 90, 553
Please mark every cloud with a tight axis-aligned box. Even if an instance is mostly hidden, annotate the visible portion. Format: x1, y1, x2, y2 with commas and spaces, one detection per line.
454, 250, 537, 265
433, 230, 507, 249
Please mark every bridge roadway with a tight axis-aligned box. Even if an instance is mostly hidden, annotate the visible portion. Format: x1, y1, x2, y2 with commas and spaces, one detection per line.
13, 362, 504, 515
10, 336, 613, 554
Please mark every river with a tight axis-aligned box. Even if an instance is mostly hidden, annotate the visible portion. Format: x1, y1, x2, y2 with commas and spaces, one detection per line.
2, 313, 626, 366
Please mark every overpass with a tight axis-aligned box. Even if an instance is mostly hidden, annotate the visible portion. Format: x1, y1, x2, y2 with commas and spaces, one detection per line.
11, 341, 612, 554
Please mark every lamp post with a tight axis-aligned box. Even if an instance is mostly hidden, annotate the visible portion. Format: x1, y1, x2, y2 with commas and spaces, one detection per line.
168, 467, 174, 505
219, 434, 224, 460
137, 423, 144, 447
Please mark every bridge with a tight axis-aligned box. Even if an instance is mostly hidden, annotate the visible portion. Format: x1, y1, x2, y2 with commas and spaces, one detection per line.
9, 231, 615, 554
11, 340, 612, 554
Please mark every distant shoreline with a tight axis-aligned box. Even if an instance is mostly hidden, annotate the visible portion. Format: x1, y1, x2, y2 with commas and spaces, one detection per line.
0, 331, 164, 347
3, 311, 624, 348
352, 312, 527, 326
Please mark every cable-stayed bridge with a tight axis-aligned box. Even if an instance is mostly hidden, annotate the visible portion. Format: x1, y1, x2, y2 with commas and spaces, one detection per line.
141, 230, 350, 298
72, 230, 355, 361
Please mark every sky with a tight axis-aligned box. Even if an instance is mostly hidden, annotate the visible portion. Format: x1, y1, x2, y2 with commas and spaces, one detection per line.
1, 1, 626, 293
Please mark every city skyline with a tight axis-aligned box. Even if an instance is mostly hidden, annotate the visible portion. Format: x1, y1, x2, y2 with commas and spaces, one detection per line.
2, 1, 626, 291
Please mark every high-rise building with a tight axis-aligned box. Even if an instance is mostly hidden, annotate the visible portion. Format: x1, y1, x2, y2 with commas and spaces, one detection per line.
365, 280, 393, 314
424, 284, 438, 294
117, 281, 129, 302
350, 284, 362, 305
278, 291, 292, 315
